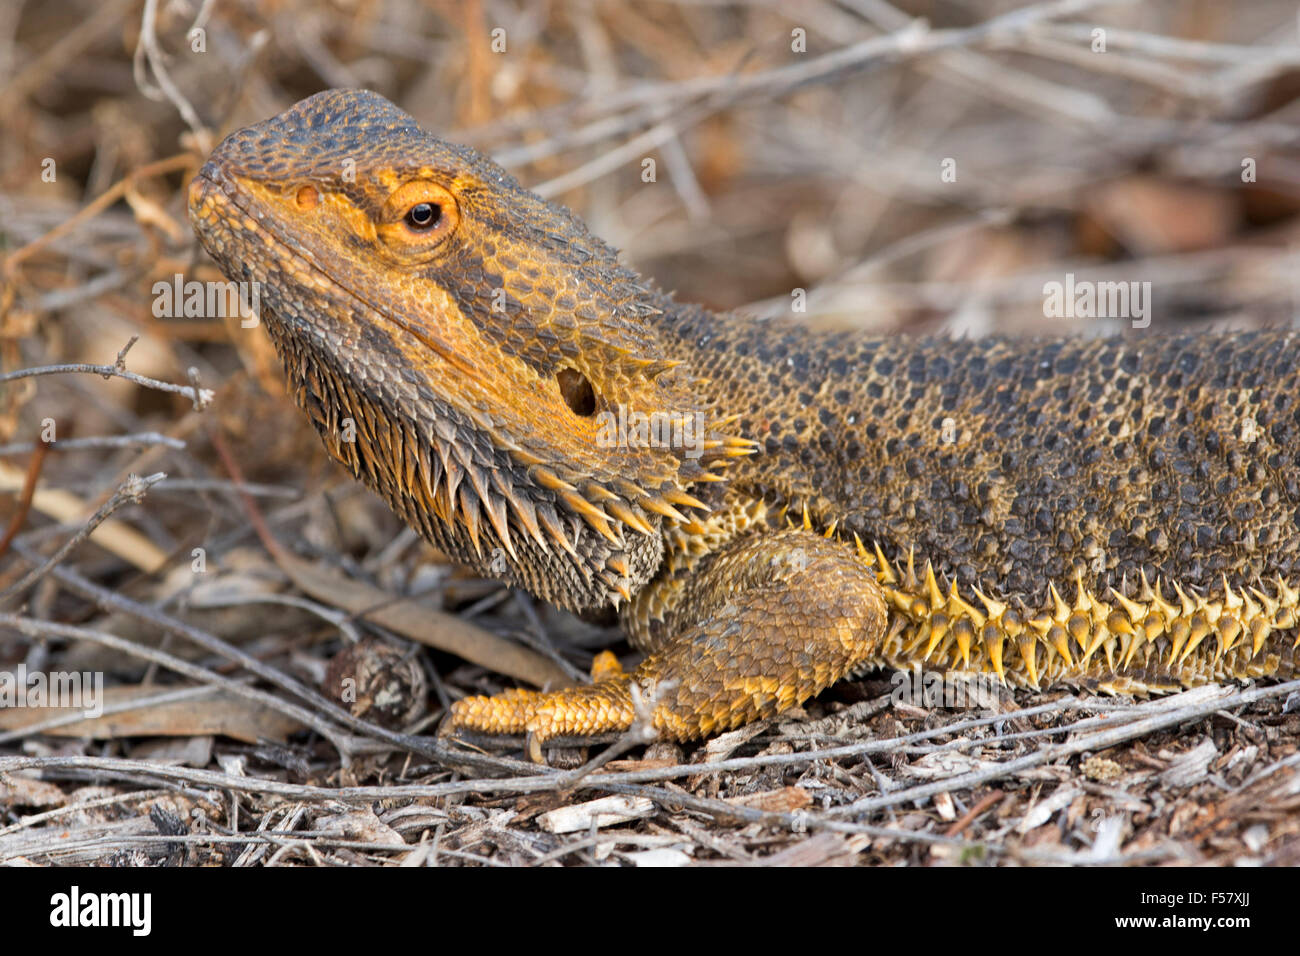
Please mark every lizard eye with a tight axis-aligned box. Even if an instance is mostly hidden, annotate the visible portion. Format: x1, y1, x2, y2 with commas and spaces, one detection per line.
405, 202, 440, 230
379, 181, 459, 255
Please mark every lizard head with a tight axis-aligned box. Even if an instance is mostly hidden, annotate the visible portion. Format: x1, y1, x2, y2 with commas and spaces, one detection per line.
189, 88, 753, 611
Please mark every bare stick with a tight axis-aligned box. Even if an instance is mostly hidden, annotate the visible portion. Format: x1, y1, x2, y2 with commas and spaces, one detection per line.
0, 337, 212, 410
0, 471, 166, 605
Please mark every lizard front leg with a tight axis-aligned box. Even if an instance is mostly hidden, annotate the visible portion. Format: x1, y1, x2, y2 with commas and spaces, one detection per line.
450, 529, 888, 742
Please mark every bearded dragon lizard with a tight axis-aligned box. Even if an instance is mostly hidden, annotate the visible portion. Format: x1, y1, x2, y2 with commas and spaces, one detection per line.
188, 89, 1299, 744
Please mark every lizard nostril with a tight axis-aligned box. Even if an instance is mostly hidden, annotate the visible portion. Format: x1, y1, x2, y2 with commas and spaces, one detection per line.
295, 184, 319, 210
557, 368, 596, 417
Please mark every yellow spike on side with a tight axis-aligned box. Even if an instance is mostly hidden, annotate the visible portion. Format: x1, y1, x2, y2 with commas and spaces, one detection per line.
1148, 578, 1177, 621
884, 586, 913, 615
952, 618, 974, 669
1113, 631, 1132, 671
874, 542, 897, 585
507, 496, 546, 550
1001, 607, 1024, 639
1166, 617, 1191, 667
1177, 614, 1212, 666
1098, 633, 1116, 672
1049, 583, 1070, 623
1250, 586, 1280, 624
924, 561, 944, 610
1222, 576, 1243, 610
1075, 617, 1102, 666
1249, 617, 1272, 658
854, 532, 870, 563
1172, 582, 1196, 619
924, 613, 950, 659
1110, 587, 1146, 624
904, 546, 918, 590
801, 501, 812, 531
972, 587, 1007, 621
899, 623, 929, 657
1215, 614, 1242, 659
1120, 627, 1146, 670
1275, 574, 1299, 608
982, 622, 1005, 683
1017, 635, 1039, 686
823, 519, 838, 539
1202, 597, 1223, 627
1047, 624, 1073, 668
538, 509, 576, 557
1105, 609, 1135, 639
948, 586, 987, 628
584, 484, 618, 502
1072, 569, 1093, 612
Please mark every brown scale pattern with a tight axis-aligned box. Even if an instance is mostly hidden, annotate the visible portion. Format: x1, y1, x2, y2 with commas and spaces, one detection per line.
190, 90, 1300, 746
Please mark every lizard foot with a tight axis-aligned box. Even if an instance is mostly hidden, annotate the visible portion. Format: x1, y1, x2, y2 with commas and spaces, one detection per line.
450, 650, 639, 740
451, 530, 889, 744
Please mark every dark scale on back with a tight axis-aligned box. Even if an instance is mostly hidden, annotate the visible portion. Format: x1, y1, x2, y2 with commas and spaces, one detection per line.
671, 319, 1300, 607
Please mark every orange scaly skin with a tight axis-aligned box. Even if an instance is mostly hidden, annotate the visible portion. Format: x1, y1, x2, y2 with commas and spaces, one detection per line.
189, 90, 1299, 746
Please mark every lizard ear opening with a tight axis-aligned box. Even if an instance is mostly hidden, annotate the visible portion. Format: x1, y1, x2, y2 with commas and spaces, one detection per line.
557, 368, 597, 416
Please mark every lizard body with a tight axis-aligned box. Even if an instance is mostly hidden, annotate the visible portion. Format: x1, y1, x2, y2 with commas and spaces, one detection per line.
189, 90, 1299, 743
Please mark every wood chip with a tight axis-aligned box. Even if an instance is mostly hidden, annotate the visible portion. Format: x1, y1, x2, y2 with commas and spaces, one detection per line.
1018, 786, 1083, 833
536, 795, 655, 834
759, 831, 869, 866
1159, 739, 1218, 789
725, 786, 812, 813
933, 791, 957, 821
314, 807, 406, 846
627, 847, 692, 867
